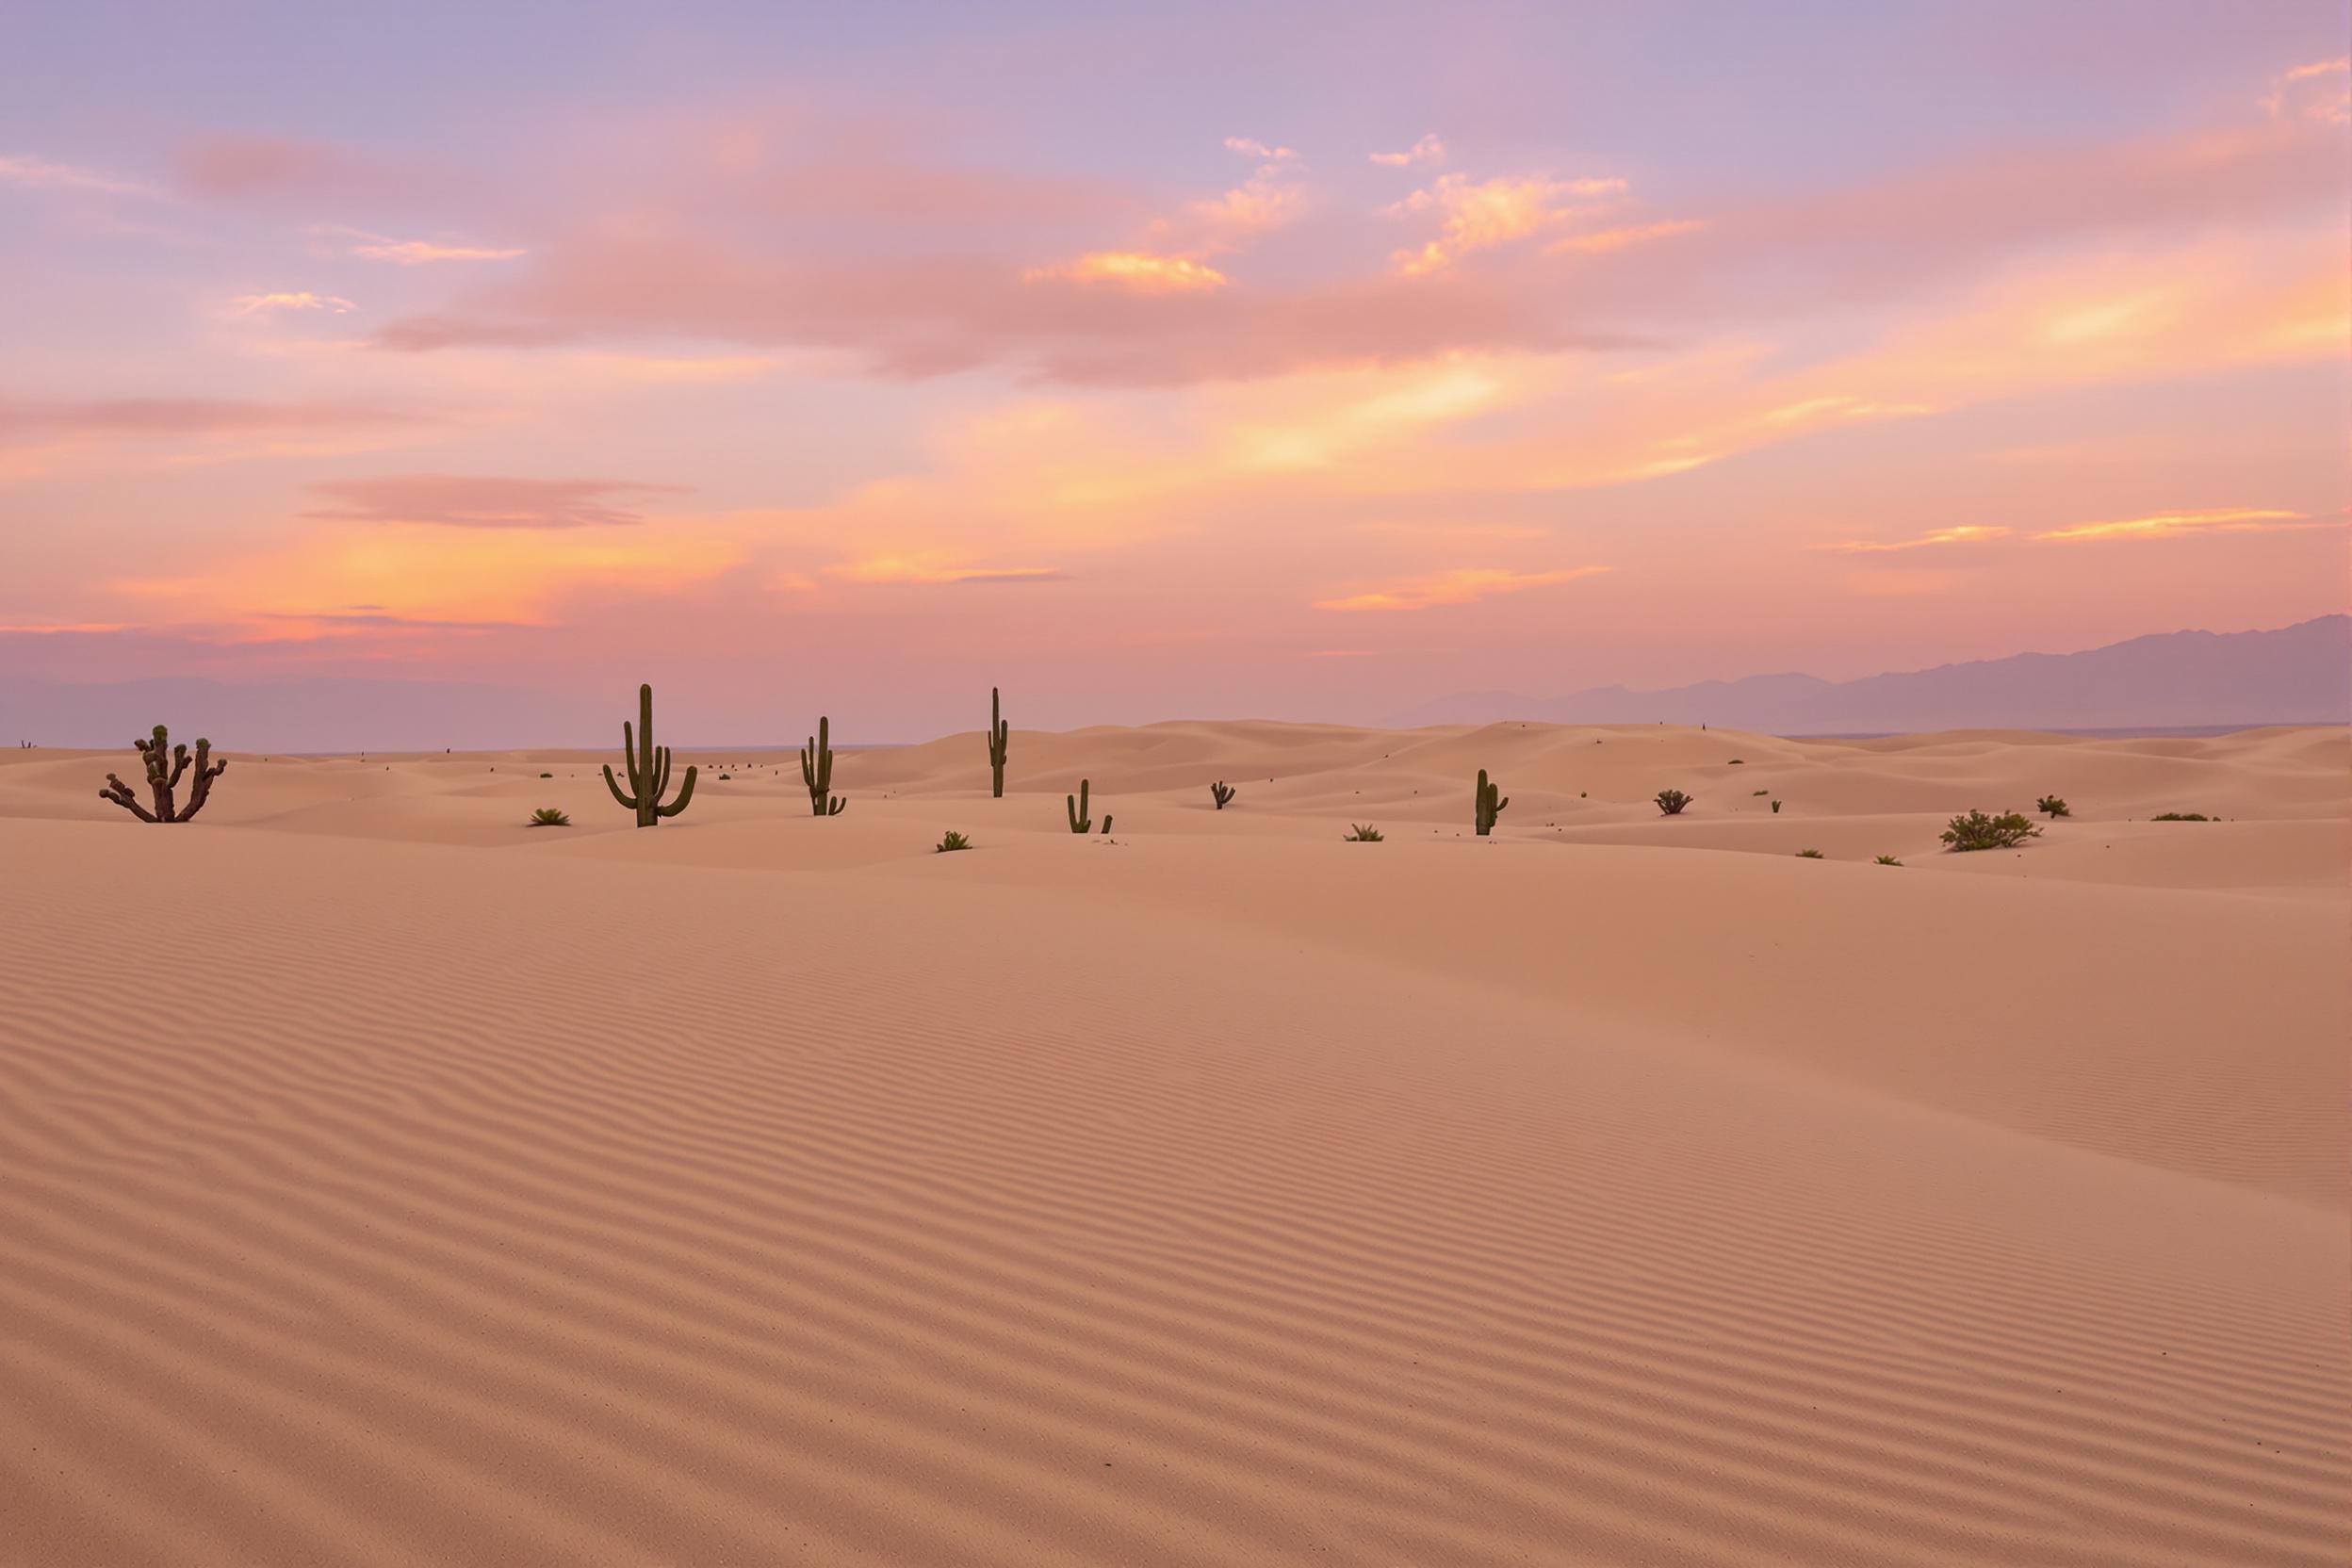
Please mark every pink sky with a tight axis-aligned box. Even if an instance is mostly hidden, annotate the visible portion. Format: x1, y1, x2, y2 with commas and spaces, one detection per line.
1, 3, 2344, 740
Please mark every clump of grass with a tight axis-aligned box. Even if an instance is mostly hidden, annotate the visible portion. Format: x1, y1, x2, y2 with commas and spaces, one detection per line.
1654, 789, 1693, 816
1874, 854, 1902, 866
1343, 824, 1384, 841
935, 830, 972, 852
1796, 848, 1824, 858
528, 807, 571, 826
2150, 811, 2210, 822
1940, 808, 2041, 852
2036, 794, 2069, 818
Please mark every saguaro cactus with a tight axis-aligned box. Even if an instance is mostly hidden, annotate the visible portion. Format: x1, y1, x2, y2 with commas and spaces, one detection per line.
1209, 780, 1236, 809
1474, 768, 1508, 836
986, 687, 1010, 798
801, 716, 846, 816
602, 683, 697, 826
97, 724, 226, 822
1067, 778, 1102, 833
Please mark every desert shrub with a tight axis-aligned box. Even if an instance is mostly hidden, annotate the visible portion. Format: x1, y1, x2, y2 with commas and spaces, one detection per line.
2150, 811, 2210, 822
1655, 789, 1693, 816
1728, 758, 1744, 764
1770, 799, 1782, 813
936, 830, 972, 852
1344, 824, 1384, 841
529, 807, 571, 826
539, 772, 553, 778
1940, 808, 2041, 852
1752, 789, 1770, 796
1796, 848, 1824, 858
2036, 794, 2069, 818
1874, 854, 1902, 866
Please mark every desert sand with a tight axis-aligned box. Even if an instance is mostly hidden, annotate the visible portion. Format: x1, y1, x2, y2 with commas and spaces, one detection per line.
0, 720, 2344, 1567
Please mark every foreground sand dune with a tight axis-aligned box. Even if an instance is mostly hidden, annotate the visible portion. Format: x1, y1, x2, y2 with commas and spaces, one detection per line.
1, 723, 2344, 1565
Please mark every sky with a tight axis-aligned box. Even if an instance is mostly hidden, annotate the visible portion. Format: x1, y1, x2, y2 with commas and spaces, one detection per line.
2, 0, 2345, 742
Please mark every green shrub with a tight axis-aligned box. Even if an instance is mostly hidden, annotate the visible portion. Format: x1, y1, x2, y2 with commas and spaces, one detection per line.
529, 807, 571, 826
1344, 824, 1384, 841
1655, 789, 1693, 815
1795, 848, 1824, 858
1874, 854, 1902, 866
936, 830, 972, 852
1940, 808, 2041, 852
2150, 811, 2210, 822
2036, 794, 2069, 818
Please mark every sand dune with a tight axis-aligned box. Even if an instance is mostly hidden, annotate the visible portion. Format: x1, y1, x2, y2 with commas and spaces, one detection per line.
0, 723, 2343, 1566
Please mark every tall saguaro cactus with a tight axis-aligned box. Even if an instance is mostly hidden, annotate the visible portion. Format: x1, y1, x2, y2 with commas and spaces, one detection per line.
986, 687, 1010, 798
1474, 768, 1508, 836
802, 716, 846, 816
97, 724, 226, 822
603, 683, 697, 826
1067, 778, 1105, 833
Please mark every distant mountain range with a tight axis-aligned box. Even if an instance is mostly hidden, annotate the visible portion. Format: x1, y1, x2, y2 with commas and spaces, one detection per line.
1396, 615, 2351, 733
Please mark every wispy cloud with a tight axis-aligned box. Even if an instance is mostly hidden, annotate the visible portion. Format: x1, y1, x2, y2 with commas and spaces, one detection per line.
2033, 507, 2321, 543
2262, 57, 2349, 124
0, 153, 150, 197
1023, 251, 1229, 293
826, 555, 1066, 585
229, 291, 358, 316
0, 398, 415, 443
1370, 134, 1445, 169
1315, 564, 1609, 612
1389, 172, 1625, 276
1548, 219, 1704, 255
301, 476, 688, 529
320, 226, 525, 265
1812, 525, 2012, 554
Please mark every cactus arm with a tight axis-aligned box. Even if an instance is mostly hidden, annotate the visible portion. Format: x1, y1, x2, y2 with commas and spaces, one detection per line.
1101, 814, 1112, 835
167, 743, 190, 789
98, 774, 159, 822
602, 762, 640, 809
177, 743, 225, 821
656, 764, 698, 817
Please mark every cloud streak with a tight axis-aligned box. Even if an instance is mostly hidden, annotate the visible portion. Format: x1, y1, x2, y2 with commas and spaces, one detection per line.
1315, 564, 1609, 612
300, 476, 689, 529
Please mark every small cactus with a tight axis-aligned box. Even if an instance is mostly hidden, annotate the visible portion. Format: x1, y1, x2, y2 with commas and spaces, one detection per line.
1209, 780, 1236, 809
529, 807, 572, 826
936, 830, 972, 853
1874, 854, 1902, 866
1796, 848, 1824, 858
1655, 789, 1693, 816
986, 687, 1009, 798
801, 716, 846, 816
1474, 769, 1507, 835
1344, 824, 1383, 841
97, 723, 227, 823
1067, 778, 1094, 833
601, 684, 697, 826
2037, 794, 2070, 818
1770, 799, 1782, 814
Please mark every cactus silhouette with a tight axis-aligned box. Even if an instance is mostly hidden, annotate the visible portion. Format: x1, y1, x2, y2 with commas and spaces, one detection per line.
602, 684, 697, 826
1209, 780, 1236, 809
1655, 789, 1693, 815
1474, 769, 1508, 835
97, 724, 226, 823
986, 687, 1010, 798
1067, 778, 1092, 832
801, 716, 846, 815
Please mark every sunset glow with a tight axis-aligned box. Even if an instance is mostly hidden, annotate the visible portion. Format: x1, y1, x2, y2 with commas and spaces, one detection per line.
1, 2, 2344, 741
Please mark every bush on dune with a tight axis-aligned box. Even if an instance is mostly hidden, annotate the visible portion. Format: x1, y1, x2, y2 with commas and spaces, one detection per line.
1940, 809, 2041, 852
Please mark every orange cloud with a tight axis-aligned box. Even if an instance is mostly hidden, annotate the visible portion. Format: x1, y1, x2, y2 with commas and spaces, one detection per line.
1812, 525, 2012, 554
2034, 508, 2322, 543
1023, 252, 1229, 293
1370, 134, 1445, 169
1315, 564, 1609, 612
826, 555, 1065, 586
1390, 172, 1626, 276
1548, 219, 1705, 255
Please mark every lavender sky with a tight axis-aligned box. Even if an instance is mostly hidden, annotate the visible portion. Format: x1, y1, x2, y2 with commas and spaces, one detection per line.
3, 1, 2345, 741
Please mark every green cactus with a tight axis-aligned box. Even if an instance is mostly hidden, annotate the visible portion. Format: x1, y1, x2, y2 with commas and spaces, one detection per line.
1067, 778, 1092, 833
801, 715, 846, 816
602, 683, 697, 826
986, 687, 1010, 798
1474, 768, 1508, 835
97, 723, 227, 823
1209, 780, 1236, 809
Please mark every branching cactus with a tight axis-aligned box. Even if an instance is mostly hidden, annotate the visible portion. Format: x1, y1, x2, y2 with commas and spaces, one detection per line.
986, 687, 1010, 799
1067, 778, 1093, 833
1655, 789, 1693, 816
801, 716, 846, 816
1209, 780, 1236, 809
1474, 769, 1508, 835
97, 724, 226, 822
602, 683, 697, 826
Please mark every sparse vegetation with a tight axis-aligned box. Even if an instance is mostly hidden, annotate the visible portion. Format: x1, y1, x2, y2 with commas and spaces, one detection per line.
529, 807, 571, 826
986, 687, 1010, 798
1728, 758, 1744, 764
1796, 848, 1824, 858
602, 683, 697, 827
1771, 799, 1783, 813
2036, 794, 2070, 818
1655, 789, 1692, 815
1753, 789, 1770, 796
1344, 824, 1384, 841
1210, 780, 1236, 809
2150, 811, 2210, 822
97, 724, 228, 823
936, 830, 972, 853
801, 716, 846, 816
1067, 778, 1108, 833
1875, 854, 1902, 866
1940, 808, 2042, 852
1474, 769, 1508, 835
539, 772, 552, 778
